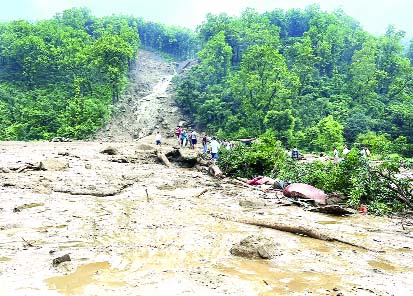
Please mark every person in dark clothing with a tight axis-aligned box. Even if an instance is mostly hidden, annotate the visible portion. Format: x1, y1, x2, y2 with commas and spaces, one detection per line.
202, 134, 208, 154
292, 147, 299, 160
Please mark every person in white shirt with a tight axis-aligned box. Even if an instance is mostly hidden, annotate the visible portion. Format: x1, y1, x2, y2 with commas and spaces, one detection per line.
342, 145, 350, 156
210, 137, 220, 162
333, 147, 339, 163
155, 132, 162, 145
190, 131, 197, 149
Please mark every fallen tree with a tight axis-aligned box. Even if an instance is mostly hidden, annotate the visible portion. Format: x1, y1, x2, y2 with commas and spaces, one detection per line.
213, 214, 383, 253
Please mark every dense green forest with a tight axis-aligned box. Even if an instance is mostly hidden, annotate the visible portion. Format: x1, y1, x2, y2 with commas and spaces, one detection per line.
0, 8, 197, 140
0, 6, 412, 158
176, 6, 413, 157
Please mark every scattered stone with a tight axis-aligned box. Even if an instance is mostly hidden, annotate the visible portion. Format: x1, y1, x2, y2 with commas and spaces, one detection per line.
239, 199, 266, 209
100, 146, 119, 155
136, 143, 155, 151
230, 235, 279, 259
327, 192, 347, 205
50, 137, 71, 142
85, 163, 92, 169
0, 167, 11, 173
309, 205, 356, 216
13, 203, 45, 212
52, 254, 71, 266
40, 159, 69, 171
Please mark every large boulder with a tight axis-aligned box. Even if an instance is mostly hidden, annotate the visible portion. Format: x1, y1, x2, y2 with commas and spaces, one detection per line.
100, 146, 119, 155
230, 235, 279, 259
283, 183, 327, 205
40, 159, 69, 171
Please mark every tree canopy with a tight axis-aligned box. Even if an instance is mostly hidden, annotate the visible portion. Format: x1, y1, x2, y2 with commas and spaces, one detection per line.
176, 5, 413, 156
0, 8, 197, 140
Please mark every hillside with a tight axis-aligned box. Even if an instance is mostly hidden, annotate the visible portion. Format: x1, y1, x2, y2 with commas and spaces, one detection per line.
93, 50, 185, 142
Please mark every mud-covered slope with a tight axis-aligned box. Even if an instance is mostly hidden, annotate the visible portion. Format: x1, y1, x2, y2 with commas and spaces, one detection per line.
93, 50, 185, 142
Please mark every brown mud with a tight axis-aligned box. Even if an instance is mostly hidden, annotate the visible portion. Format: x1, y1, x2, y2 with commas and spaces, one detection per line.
0, 137, 412, 296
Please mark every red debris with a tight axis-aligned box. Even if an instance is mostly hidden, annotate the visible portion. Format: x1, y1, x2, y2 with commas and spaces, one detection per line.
247, 176, 273, 185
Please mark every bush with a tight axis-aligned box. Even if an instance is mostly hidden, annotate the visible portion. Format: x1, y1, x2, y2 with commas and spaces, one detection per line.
276, 150, 413, 215
218, 130, 286, 177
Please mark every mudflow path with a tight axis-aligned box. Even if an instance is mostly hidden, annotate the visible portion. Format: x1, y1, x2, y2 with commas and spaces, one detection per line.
93, 50, 185, 142
0, 135, 413, 296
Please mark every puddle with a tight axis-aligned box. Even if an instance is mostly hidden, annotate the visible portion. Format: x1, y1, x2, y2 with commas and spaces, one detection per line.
0, 257, 12, 262
368, 260, 397, 271
217, 259, 342, 295
44, 261, 125, 295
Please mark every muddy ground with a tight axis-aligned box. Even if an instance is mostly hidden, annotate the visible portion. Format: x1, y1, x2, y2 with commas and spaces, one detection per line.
0, 136, 412, 296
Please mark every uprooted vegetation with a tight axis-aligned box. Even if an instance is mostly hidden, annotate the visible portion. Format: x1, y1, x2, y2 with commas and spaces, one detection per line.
218, 131, 413, 215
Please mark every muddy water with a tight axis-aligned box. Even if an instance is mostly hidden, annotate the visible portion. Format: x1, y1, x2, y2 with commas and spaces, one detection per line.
1, 139, 413, 296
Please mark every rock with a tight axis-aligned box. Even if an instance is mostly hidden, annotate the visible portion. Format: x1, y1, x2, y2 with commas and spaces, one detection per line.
136, 143, 155, 151
40, 159, 69, 171
13, 203, 44, 212
309, 205, 356, 216
230, 235, 279, 259
0, 167, 11, 173
283, 183, 327, 205
52, 254, 71, 266
239, 199, 265, 209
100, 146, 119, 155
85, 163, 92, 169
326, 192, 347, 205
50, 137, 71, 142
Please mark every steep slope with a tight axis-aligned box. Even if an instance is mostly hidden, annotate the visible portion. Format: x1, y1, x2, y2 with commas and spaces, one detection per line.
93, 50, 185, 142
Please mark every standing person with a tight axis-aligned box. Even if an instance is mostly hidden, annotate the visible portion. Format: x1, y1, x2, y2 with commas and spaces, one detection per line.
225, 140, 231, 150
333, 147, 339, 164
291, 147, 299, 160
202, 134, 208, 154
342, 145, 350, 156
175, 126, 182, 145
181, 130, 188, 147
190, 130, 197, 149
360, 147, 366, 158
155, 131, 162, 146
210, 137, 220, 163
365, 146, 371, 158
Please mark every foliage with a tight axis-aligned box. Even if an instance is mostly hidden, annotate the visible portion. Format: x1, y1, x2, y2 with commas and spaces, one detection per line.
220, 136, 413, 214
0, 8, 197, 140
175, 6, 413, 157
218, 130, 286, 177
276, 150, 413, 215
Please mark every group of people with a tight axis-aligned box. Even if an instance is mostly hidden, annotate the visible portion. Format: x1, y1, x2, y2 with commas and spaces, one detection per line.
174, 126, 221, 161
174, 126, 198, 149
290, 145, 371, 163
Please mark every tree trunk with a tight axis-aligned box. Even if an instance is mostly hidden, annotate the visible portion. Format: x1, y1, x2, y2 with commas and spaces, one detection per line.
208, 164, 223, 178
157, 151, 171, 167
214, 215, 383, 253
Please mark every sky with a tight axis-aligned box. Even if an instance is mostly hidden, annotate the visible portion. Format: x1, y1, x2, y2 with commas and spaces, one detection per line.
0, 0, 411, 36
